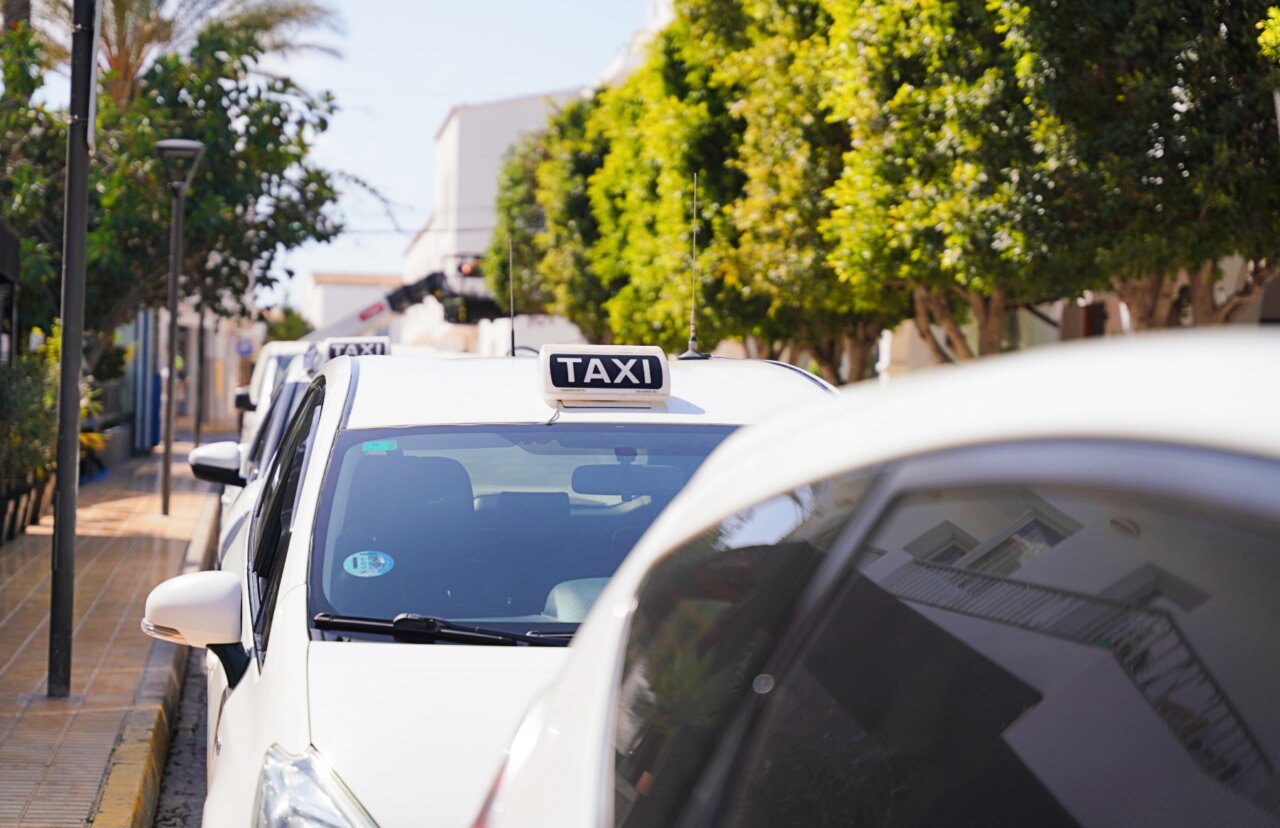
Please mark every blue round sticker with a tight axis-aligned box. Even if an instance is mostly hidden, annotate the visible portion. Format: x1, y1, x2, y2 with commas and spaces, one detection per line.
343, 551, 394, 578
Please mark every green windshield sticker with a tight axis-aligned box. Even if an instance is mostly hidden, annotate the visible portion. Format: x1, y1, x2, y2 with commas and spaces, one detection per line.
362, 439, 397, 453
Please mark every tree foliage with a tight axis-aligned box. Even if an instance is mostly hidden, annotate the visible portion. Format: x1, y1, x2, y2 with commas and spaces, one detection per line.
484, 129, 553, 315
995, 0, 1280, 329
0, 23, 342, 370
716, 0, 899, 380
1261, 8, 1280, 63
264, 305, 313, 342
587, 16, 748, 354
487, 0, 1280, 378
37, 0, 341, 106
0, 324, 58, 486
822, 0, 1094, 360
535, 93, 615, 343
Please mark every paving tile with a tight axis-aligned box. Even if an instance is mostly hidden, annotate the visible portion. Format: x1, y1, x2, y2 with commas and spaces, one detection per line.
0, 445, 215, 827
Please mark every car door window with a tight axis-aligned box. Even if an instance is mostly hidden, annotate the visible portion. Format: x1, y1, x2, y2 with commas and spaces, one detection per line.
244, 381, 285, 476
249, 381, 324, 660
719, 482, 1280, 827
612, 472, 875, 828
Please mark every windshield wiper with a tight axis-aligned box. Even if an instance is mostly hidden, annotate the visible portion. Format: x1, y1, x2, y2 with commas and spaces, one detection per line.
313, 612, 569, 647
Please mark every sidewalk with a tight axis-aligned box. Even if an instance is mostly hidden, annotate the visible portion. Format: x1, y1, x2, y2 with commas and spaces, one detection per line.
0, 445, 217, 827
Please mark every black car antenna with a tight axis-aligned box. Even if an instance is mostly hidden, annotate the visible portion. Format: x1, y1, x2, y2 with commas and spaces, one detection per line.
679, 172, 709, 360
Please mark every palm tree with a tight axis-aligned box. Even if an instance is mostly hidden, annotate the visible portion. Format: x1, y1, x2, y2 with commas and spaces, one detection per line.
38, 0, 341, 104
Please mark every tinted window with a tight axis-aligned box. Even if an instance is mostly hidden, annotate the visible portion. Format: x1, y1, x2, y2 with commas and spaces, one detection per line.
310, 424, 734, 635
613, 473, 874, 827
247, 380, 305, 479
250, 383, 323, 657
721, 484, 1280, 827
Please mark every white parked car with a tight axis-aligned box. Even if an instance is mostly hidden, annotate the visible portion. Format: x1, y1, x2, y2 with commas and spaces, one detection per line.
144, 345, 833, 826
237, 340, 311, 441
476, 330, 1280, 828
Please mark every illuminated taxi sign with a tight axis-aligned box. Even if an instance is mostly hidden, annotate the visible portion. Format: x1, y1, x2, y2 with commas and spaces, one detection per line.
540, 345, 670, 404
323, 336, 391, 360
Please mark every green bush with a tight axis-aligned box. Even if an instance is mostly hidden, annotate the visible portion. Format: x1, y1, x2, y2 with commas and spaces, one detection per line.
0, 327, 59, 491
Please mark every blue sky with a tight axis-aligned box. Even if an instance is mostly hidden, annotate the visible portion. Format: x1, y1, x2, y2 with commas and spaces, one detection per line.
263, 1, 650, 309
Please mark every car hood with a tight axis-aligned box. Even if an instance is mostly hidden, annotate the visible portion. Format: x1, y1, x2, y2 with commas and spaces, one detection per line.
307, 640, 567, 827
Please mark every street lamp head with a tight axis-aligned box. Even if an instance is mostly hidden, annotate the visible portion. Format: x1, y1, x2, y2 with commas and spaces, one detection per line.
155, 138, 206, 191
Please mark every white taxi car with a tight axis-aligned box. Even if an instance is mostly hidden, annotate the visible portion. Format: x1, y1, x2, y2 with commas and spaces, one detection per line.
143, 345, 832, 826
237, 340, 311, 441
476, 330, 1280, 828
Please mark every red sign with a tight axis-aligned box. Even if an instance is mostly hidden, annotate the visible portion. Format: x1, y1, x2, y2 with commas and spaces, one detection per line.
358, 301, 386, 322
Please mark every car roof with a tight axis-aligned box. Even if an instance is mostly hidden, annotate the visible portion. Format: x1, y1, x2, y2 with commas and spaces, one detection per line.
282, 354, 314, 383
333, 354, 832, 429
260, 340, 310, 358
639, 328, 1280, 562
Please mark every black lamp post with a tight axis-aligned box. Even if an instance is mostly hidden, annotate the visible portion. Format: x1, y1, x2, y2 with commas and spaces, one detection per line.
155, 138, 204, 516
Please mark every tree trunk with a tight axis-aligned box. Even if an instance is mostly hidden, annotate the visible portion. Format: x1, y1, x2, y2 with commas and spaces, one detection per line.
842, 321, 881, 383
1111, 272, 1182, 330
2, 0, 31, 30
912, 288, 955, 363
1185, 260, 1279, 325
809, 336, 843, 385
967, 287, 1008, 356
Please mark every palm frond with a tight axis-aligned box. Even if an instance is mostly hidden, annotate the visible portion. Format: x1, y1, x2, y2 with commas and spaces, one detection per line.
30, 0, 344, 103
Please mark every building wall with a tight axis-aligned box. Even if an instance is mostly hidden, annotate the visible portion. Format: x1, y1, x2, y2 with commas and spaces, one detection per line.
307, 273, 403, 334
400, 90, 580, 348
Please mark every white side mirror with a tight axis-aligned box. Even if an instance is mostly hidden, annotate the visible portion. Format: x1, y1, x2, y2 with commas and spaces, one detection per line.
190, 441, 246, 488
142, 571, 242, 648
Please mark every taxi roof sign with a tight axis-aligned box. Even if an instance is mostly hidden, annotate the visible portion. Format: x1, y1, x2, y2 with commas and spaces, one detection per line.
539, 344, 670, 405
323, 336, 391, 360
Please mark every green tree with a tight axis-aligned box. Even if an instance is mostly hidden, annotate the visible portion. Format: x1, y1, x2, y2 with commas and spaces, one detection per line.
0, 24, 69, 340
995, 0, 1280, 329
535, 92, 615, 343
822, 0, 1091, 361
587, 15, 750, 353
714, 0, 905, 381
1261, 8, 1280, 63
0, 24, 342, 370
264, 305, 312, 342
484, 129, 554, 316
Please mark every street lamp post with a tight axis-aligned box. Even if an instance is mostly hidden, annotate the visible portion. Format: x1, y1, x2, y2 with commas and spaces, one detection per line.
155, 138, 204, 516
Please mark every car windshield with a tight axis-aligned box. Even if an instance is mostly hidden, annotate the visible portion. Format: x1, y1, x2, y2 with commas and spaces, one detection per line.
310, 424, 734, 639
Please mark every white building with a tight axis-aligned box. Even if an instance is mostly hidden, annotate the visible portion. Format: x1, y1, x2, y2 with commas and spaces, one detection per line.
398, 1, 676, 351
399, 90, 580, 349
306, 271, 403, 334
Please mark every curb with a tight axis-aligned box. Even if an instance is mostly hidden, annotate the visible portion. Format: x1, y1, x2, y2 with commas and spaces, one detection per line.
92, 493, 220, 828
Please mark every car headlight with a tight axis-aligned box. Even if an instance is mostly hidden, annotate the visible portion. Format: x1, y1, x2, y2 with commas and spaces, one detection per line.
254, 745, 378, 827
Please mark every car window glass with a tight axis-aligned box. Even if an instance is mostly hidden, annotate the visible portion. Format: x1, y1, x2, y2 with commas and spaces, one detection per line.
245, 381, 286, 472
720, 483, 1280, 827
612, 472, 874, 828
248, 381, 304, 480
250, 383, 323, 656
309, 424, 734, 634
